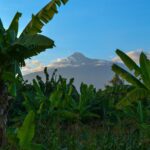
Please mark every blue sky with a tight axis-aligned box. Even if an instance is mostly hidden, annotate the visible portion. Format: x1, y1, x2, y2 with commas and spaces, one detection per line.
0, 0, 150, 64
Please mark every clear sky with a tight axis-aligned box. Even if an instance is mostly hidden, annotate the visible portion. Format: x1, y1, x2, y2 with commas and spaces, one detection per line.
0, 0, 150, 65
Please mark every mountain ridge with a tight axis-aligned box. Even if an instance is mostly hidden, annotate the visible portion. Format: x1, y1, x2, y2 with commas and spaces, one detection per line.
24, 52, 121, 90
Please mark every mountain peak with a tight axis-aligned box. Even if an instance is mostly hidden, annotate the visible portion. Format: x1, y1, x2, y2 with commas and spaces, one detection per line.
24, 51, 115, 90
70, 52, 86, 59
67, 52, 92, 65
48, 52, 112, 69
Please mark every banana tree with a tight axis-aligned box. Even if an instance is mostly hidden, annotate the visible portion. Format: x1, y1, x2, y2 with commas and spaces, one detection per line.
0, 0, 68, 147
112, 49, 150, 109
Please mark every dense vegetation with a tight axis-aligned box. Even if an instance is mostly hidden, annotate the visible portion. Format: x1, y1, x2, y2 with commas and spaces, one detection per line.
0, 0, 150, 149
0, 0, 68, 148
4, 65, 150, 150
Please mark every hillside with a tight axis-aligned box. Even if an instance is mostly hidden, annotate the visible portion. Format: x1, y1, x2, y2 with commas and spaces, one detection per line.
24, 52, 122, 89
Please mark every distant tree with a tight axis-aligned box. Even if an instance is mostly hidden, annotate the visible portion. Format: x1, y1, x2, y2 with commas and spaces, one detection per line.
109, 74, 124, 86
104, 74, 130, 107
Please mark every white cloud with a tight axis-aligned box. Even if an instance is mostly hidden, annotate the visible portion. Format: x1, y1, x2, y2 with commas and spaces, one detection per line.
21, 60, 45, 75
22, 50, 150, 75
21, 57, 70, 75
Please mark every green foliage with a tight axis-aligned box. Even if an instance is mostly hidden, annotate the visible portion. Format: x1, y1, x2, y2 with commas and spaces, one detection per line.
112, 49, 150, 108
0, 1, 69, 148
4, 68, 150, 149
112, 64, 145, 88
0, 0, 69, 97
117, 88, 149, 109
116, 49, 141, 77
8, 12, 22, 34
20, 0, 69, 36
21, 69, 100, 123
17, 111, 45, 150
0, 18, 55, 68
77, 83, 100, 120
12, 34, 55, 61
17, 111, 35, 149
140, 52, 150, 89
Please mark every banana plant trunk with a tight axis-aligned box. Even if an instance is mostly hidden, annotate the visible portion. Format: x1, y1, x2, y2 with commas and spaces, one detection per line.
0, 80, 9, 147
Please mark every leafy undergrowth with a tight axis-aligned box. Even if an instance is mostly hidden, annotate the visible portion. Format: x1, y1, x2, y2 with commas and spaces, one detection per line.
4, 123, 150, 150
3, 69, 150, 150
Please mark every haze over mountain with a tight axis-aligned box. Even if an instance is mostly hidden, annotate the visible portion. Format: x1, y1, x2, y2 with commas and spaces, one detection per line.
24, 52, 122, 90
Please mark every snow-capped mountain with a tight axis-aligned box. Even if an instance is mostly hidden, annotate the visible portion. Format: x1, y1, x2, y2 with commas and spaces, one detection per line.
24, 52, 121, 90
46, 52, 111, 68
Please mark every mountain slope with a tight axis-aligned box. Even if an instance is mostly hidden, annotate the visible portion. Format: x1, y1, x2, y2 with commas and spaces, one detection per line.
24, 52, 120, 90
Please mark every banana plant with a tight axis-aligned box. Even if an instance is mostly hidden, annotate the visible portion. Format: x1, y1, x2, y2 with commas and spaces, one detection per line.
0, 0, 69, 147
17, 111, 45, 150
112, 49, 150, 109
58, 83, 100, 122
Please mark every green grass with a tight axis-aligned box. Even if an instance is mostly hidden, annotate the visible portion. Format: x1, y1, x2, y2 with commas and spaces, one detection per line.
33, 122, 149, 150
